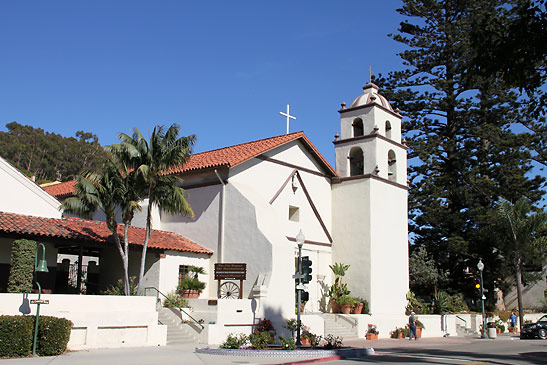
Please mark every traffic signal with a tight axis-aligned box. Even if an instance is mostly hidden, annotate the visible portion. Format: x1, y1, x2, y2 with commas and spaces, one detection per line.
474, 278, 482, 297
301, 291, 309, 302
301, 256, 312, 284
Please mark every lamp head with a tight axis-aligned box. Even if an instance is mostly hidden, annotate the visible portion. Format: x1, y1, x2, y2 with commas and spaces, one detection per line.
296, 229, 305, 248
477, 259, 484, 272
36, 259, 49, 273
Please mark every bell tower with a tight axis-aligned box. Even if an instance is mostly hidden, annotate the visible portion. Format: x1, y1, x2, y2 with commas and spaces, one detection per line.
331, 83, 409, 315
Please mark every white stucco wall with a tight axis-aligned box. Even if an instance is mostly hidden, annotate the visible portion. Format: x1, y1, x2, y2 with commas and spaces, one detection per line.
0, 156, 62, 219
0, 293, 166, 349
226, 140, 335, 324
157, 250, 210, 297
332, 179, 372, 303
369, 180, 409, 314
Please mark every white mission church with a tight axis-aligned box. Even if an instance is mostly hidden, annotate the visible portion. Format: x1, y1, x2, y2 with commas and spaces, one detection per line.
0, 83, 409, 345
129, 81, 409, 318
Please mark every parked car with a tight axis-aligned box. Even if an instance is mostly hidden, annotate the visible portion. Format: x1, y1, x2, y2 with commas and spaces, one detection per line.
520, 315, 547, 339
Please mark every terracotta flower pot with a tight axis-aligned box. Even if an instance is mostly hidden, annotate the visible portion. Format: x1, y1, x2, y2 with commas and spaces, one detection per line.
181, 289, 200, 298
340, 304, 352, 314
352, 302, 364, 314
301, 336, 310, 345
366, 333, 378, 340
330, 300, 340, 313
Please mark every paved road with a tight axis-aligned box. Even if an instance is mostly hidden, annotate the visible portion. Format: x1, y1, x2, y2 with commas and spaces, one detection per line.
1, 334, 545, 365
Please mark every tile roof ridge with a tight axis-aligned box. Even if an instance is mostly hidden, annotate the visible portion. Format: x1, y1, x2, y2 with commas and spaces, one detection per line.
192, 131, 304, 156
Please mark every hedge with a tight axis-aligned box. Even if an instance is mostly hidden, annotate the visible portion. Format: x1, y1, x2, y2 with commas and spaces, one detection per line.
0, 315, 72, 358
7, 239, 37, 293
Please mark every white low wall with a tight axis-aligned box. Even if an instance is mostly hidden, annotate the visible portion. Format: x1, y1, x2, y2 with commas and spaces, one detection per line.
0, 293, 167, 350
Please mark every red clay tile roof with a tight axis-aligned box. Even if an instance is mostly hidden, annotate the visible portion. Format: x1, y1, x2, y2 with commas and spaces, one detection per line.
0, 211, 212, 254
42, 180, 77, 198
43, 132, 337, 198
166, 131, 337, 175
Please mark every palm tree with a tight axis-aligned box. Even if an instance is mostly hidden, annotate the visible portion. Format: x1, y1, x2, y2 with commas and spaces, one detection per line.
496, 198, 547, 332
114, 124, 195, 295
60, 161, 135, 295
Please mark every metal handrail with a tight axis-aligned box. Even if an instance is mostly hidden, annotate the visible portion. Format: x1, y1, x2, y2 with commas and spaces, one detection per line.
144, 286, 204, 330
456, 315, 467, 328
336, 314, 358, 328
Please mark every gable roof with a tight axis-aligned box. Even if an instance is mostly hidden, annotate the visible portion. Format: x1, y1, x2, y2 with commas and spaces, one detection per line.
0, 211, 212, 254
44, 132, 338, 198
0, 156, 62, 218
164, 131, 338, 176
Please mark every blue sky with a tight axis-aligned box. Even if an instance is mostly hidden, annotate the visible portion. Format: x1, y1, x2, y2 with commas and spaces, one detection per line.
0, 1, 406, 166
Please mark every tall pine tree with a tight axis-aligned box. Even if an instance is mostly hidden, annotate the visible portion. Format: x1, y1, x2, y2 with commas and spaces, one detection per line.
376, 0, 544, 298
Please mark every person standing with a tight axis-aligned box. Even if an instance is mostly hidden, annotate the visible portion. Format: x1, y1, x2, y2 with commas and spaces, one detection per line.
510, 312, 517, 330
409, 311, 418, 340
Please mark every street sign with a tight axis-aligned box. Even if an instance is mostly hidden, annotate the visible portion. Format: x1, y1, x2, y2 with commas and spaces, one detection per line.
30, 299, 49, 305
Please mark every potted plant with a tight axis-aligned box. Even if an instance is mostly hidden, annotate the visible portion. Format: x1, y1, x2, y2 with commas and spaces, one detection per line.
327, 263, 351, 313
365, 324, 379, 340
337, 295, 358, 314
178, 266, 206, 298
390, 327, 406, 338
495, 320, 505, 334
415, 319, 425, 338
352, 298, 366, 314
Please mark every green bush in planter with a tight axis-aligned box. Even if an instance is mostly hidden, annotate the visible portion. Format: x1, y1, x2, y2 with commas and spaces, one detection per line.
0, 315, 72, 357
0, 315, 33, 357
36, 316, 73, 356
178, 277, 206, 291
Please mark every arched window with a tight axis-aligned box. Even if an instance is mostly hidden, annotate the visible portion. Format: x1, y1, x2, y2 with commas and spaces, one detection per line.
353, 118, 364, 137
388, 150, 397, 182
349, 147, 364, 176
385, 121, 392, 139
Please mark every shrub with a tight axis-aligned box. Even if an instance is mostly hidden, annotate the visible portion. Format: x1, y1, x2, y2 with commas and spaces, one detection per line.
279, 336, 296, 350
304, 333, 321, 349
0, 315, 72, 357
36, 316, 73, 356
255, 318, 274, 333
8, 239, 37, 293
0, 315, 33, 357
322, 334, 343, 349
249, 331, 270, 349
220, 333, 248, 349
101, 276, 137, 295
178, 277, 206, 291
361, 299, 370, 314
163, 291, 188, 308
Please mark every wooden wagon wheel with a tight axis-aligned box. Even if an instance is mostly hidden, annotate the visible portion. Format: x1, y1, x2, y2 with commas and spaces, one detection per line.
219, 281, 240, 299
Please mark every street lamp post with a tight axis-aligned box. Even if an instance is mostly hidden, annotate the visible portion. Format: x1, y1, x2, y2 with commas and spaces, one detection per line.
32, 243, 49, 356
295, 230, 305, 347
477, 259, 488, 339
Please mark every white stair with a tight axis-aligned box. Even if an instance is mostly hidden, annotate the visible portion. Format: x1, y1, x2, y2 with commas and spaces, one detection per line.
322, 314, 360, 340
157, 308, 199, 345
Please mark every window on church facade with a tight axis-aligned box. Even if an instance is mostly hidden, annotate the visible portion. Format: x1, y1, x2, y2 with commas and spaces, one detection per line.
353, 118, 364, 137
349, 147, 364, 176
178, 265, 190, 286
289, 206, 300, 222
388, 150, 397, 182
386, 120, 392, 139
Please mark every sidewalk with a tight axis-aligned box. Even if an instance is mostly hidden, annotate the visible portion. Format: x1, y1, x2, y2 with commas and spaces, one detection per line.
0, 334, 523, 365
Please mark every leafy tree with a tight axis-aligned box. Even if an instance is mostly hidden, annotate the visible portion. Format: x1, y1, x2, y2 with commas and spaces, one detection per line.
7, 239, 37, 293
60, 162, 135, 295
493, 198, 547, 330
469, 1, 547, 167
409, 246, 445, 296
112, 124, 195, 295
376, 0, 545, 296
0, 122, 108, 182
